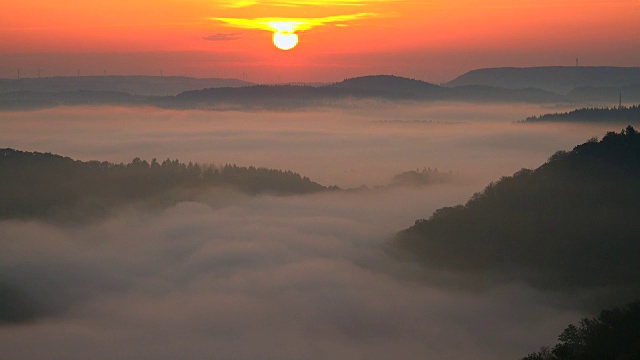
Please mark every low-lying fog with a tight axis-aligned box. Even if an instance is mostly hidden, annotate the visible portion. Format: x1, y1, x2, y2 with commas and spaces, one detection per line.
0, 102, 608, 187
0, 102, 623, 359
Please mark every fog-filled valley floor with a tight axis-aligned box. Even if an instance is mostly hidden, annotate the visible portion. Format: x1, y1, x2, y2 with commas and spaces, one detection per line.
0, 102, 635, 360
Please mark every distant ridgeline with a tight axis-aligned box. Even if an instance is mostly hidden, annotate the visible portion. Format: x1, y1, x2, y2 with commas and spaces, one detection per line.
395, 126, 640, 308
524, 105, 640, 123
0, 76, 253, 96
446, 66, 640, 94
521, 299, 640, 360
0, 149, 329, 220
0, 75, 561, 111
3, 69, 640, 110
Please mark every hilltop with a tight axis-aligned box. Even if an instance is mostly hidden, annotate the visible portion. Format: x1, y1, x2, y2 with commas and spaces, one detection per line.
395, 126, 640, 309
0, 148, 329, 221
447, 66, 640, 93
330, 75, 445, 95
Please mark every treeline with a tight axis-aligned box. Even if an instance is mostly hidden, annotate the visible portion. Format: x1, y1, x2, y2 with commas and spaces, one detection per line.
391, 167, 455, 186
524, 104, 640, 123
522, 300, 640, 360
0, 148, 329, 220
395, 126, 640, 306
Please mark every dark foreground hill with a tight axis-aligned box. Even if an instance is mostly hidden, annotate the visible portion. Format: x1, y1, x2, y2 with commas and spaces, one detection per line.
395, 126, 640, 308
447, 66, 640, 93
0, 149, 329, 221
521, 299, 640, 360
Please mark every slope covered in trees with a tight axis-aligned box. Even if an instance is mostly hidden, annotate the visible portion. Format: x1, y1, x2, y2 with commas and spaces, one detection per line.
522, 300, 640, 360
0, 148, 328, 220
524, 105, 640, 123
395, 126, 640, 307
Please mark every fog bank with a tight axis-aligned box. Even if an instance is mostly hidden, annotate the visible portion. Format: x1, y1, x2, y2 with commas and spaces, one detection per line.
0, 103, 610, 188
1, 188, 582, 360
0, 102, 618, 359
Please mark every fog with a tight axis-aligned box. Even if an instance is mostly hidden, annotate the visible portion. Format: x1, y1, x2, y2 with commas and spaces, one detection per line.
0, 103, 622, 359
0, 102, 610, 187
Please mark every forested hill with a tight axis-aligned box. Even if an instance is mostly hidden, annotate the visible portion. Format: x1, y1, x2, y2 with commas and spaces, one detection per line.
329, 75, 444, 95
0, 149, 328, 220
523, 104, 640, 123
395, 126, 640, 308
521, 300, 640, 360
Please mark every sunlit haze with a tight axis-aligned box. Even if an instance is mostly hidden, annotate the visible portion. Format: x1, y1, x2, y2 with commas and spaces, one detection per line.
2, 1, 640, 359
1, 0, 639, 82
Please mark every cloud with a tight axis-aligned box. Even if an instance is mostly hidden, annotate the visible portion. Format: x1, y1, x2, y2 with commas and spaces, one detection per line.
219, 0, 394, 8
212, 13, 377, 33
0, 190, 583, 360
203, 33, 243, 41
0, 104, 619, 359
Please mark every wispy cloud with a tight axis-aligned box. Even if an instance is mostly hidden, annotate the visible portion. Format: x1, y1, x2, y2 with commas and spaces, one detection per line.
220, 0, 394, 8
203, 33, 243, 41
212, 13, 376, 33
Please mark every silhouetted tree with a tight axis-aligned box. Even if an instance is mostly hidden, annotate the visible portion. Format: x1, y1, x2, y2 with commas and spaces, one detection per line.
521, 300, 640, 360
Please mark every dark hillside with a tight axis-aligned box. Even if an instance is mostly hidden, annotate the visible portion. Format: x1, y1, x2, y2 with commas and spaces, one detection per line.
0, 149, 328, 221
395, 126, 640, 307
521, 300, 640, 360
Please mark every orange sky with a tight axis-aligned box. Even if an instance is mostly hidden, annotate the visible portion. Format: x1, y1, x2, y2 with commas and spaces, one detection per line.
1, 0, 639, 82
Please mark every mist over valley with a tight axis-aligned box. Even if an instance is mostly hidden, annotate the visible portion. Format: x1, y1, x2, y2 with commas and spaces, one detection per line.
2, 93, 639, 359
4, 0, 640, 353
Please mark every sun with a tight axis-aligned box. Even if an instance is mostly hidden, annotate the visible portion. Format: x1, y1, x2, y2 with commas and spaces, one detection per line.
273, 31, 298, 51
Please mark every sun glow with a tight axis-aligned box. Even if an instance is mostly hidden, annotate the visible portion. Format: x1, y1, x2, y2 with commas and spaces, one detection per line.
273, 31, 299, 50
212, 13, 375, 51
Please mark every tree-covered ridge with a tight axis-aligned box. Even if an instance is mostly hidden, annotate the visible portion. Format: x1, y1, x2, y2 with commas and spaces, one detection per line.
395, 126, 640, 305
391, 167, 455, 186
524, 104, 640, 123
0, 148, 329, 220
522, 300, 640, 360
